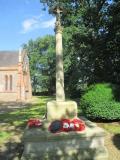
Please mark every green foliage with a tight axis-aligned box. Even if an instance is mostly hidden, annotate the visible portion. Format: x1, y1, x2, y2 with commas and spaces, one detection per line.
80, 83, 120, 120
40, 0, 120, 98
23, 35, 56, 94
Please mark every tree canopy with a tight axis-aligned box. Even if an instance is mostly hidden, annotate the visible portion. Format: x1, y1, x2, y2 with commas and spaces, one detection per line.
24, 35, 56, 95
25, 0, 120, 97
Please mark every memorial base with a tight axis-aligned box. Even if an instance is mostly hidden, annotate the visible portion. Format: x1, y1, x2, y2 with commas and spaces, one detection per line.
46, 101, 78, 121
21, 117, 108, 160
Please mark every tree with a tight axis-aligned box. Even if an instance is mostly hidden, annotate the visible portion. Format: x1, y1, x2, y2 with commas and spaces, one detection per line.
40, 0, 120, 97
24, 35, 56, 95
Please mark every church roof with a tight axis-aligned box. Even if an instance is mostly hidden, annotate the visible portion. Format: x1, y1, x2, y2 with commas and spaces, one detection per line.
0, 51, 19, 67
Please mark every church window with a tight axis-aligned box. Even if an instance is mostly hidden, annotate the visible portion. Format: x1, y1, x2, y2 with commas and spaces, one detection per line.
5, 75, 8, 91
10, 75, 13, 91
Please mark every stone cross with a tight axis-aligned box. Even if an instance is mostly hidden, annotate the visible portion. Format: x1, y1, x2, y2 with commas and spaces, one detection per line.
54, 7, 65, 102
46, 7, 78, 121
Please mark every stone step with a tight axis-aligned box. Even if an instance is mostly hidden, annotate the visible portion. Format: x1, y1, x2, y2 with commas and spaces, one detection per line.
21, 146, 108, 160
21, 118, 108, 160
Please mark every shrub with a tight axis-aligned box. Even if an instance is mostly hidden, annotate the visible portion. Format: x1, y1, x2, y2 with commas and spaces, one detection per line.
80, 83, 120, 120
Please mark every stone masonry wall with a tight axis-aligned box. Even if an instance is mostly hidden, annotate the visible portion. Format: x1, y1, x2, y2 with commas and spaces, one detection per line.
0, 92, 17, 101
0, 70, 18, 101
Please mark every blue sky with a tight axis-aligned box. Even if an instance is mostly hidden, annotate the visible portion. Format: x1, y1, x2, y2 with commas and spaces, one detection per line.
0, 0, 55, 50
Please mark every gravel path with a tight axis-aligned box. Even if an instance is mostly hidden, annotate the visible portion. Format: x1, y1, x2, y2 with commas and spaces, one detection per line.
105, 133, 120, 160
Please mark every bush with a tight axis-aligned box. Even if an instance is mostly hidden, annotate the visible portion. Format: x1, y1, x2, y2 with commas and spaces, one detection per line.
80, 83, 120, 120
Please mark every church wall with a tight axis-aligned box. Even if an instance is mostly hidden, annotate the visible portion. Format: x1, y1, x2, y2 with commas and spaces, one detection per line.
0, 70, 18, 101
0, 93, 17, 101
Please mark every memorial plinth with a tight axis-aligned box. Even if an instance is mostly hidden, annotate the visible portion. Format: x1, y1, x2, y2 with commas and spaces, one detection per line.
21, 118, 108, 160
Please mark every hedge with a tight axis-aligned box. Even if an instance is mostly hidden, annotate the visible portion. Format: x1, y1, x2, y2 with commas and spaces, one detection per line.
80, 83, 120, 120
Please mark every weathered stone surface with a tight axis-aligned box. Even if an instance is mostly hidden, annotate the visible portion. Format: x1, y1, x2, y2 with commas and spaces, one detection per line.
21, 118, 108, 160
46, 101, 78, 121
21, 147, 108, 160
55, 7, 65, 102
56, 30, 65, 102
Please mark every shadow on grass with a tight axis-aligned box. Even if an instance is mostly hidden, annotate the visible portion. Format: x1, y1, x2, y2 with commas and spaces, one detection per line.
0, 96, 54, 126
0, 141, 24, 160
112, 134, 120, 150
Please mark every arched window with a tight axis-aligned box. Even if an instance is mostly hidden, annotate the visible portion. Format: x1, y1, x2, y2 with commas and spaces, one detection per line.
5, 75, 8, 91
10, 75, 12, 91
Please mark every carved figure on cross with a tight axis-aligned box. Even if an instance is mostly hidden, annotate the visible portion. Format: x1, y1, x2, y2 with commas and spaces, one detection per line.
53, 7, 63, 28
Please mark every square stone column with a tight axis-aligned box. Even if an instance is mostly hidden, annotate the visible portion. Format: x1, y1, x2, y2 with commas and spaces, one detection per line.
47, 101, 78, 121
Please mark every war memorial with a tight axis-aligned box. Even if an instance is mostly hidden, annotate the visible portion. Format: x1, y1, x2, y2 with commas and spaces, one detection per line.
21, 5, 108, 160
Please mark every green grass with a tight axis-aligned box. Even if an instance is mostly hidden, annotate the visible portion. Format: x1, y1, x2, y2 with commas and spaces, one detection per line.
99, 123, 120, 134
0, 96, 53, 144
0, 131, 11, 143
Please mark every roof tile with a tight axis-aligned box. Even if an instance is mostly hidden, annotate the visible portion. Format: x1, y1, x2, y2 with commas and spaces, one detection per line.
0, 51, 19, 67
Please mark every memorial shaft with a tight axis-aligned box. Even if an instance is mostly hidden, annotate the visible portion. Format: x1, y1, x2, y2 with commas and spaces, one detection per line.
55, 17, 65, 101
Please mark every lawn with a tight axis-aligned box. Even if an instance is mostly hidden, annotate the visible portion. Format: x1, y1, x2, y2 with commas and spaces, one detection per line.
0, 96, 53, 145
97, 122, 120, 134
0, 96, 120, 146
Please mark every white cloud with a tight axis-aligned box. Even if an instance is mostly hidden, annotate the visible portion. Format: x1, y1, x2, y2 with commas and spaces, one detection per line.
41, 18, 56, 28
21, 18, 39, 33
20, 15, 55, 34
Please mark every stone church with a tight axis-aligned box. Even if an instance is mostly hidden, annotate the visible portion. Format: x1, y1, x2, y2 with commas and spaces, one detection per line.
0, 50, 32, 101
